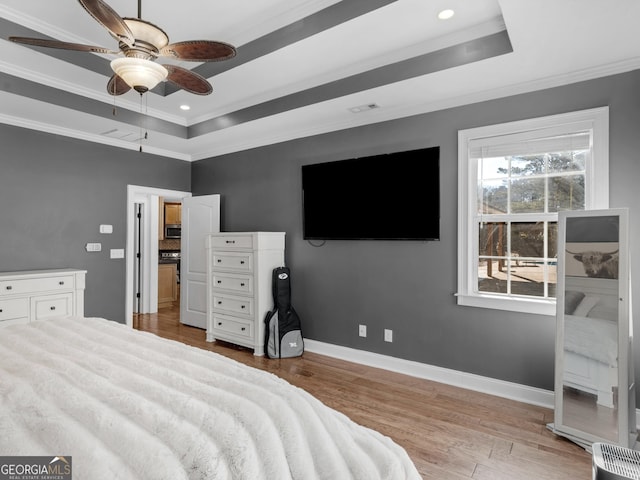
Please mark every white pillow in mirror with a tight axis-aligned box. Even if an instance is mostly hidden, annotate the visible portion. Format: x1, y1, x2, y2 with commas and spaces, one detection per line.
573, 295, 600, 317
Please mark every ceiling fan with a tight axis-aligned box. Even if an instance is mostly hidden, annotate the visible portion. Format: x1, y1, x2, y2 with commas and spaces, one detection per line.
9, 0, 236, 96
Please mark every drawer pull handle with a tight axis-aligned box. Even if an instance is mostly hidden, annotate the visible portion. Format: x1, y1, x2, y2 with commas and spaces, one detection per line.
217, 322, 222, 326
241, 327, 246, 331
0, 309, 3, 313
217, 301, 222, 305
5, 286, 12, 290
226, 240, 235, 244
240, 283, 245, 287
217, 259, 222, 263
241, 305, 246, 309
240, 261, 245, 265
50, 306, 56, 311
59, 281, 65, 285
217, 280, 222, 284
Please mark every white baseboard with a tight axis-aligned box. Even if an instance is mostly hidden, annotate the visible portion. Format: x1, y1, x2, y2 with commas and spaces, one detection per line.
303, 339, 555, 408
304, 338, 640, 425
304, 339, 640, 428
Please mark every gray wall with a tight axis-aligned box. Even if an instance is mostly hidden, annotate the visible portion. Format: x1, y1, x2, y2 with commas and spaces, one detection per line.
0, 125, 191, 321
192, 69, 640, 394
1, 69, 638, 398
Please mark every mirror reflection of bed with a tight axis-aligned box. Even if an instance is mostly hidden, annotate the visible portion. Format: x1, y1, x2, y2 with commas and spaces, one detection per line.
562, 276, 619, 442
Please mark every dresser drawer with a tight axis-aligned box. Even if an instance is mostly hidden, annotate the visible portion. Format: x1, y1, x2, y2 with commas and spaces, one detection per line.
0, 298, 29, 323
209, 235, 254, 250
211, 313, 253, 339
0, 275, 74, 296
31, 293, 73, 320
211, 252, 253, 273
211, 272, 254, 295
212, 293, 253, 317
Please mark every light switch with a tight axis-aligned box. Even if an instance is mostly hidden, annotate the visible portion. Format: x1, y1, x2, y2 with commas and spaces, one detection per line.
85, 243, 102, 252
100, 224, 113, 234
110, 249, 125, 259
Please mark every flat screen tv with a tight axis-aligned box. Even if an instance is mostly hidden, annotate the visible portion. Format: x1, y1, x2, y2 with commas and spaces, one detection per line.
302, 146, 439, 240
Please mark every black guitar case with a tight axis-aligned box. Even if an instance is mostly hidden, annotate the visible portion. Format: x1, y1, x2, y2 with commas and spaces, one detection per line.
264, 267, 304, 358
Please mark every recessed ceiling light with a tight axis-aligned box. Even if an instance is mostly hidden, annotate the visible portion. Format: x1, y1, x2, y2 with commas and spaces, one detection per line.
179, 104, 191, 111
438, 9, 455, 20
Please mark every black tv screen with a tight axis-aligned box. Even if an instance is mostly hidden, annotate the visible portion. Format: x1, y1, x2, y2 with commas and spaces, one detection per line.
302, 146, 440, 240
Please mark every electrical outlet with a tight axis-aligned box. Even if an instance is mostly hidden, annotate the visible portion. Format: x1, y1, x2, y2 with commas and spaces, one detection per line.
384, 329, 393, 342
358, 324, 367, 337
85, 242, 102, 252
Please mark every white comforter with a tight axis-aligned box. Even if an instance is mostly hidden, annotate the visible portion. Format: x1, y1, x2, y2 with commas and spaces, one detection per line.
564, 314, 617, 366
0, 317, 421, 480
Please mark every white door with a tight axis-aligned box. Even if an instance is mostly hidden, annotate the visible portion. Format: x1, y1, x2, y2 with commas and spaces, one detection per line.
180, 195, 220, 328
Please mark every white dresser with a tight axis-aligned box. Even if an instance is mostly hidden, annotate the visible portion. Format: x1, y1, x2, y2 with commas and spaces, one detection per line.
206, 232, 285, 356
0, 269, 86, 326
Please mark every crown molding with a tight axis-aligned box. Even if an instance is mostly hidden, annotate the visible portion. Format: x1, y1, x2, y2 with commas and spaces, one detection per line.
0, 5, 83, 43
0, 56, 188, 126
190, 57, 640, 160
0, 112, 191, 161
226, 0, 341, 47
2, 56, 638, 162
188, 17, 508, 126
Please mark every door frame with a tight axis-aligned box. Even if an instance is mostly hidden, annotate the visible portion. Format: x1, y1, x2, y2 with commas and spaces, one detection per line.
125, 185, 191, 327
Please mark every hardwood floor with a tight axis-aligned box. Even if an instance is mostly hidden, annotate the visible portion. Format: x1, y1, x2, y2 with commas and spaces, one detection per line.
134, 306, 592, 479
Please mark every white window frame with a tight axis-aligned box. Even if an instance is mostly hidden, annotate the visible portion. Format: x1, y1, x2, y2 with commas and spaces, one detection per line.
457, 107, 609, 315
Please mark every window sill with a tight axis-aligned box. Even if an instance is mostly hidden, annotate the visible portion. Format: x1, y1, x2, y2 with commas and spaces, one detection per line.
455, 293, 556, 316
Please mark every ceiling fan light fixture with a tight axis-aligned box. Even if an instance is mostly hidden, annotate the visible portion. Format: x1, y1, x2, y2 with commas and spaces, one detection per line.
110, 57, 168, 93
123, 18, 169, 50
11, 0, 234, 96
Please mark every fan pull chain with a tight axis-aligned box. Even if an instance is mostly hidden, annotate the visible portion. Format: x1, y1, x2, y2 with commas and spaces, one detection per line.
144, 94, 149, 142
139, 93, 144, 152
137, 93, 150, 153
112, 82, 117, 116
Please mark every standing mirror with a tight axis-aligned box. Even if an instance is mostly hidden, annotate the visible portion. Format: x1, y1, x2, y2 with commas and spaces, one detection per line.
550, 208, 636, 449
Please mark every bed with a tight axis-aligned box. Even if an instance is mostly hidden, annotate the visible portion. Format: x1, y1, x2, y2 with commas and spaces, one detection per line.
0, 316, 421, 480
563, 278, 619, 408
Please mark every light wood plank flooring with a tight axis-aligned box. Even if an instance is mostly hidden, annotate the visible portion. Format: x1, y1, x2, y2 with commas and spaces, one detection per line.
134, 306, 591, 479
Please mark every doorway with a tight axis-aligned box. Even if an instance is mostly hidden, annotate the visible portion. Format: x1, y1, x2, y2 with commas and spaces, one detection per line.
133, 202, 143, 314
125, 185, 191, 327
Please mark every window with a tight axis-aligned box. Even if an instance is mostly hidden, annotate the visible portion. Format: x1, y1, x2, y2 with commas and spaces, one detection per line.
457, 107, 609, 315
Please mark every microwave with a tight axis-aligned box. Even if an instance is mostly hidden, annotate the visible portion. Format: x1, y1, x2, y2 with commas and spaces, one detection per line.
165, 224, 181, 239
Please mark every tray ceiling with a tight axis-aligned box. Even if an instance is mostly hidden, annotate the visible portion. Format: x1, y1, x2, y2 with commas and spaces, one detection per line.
1, 0, 639, 161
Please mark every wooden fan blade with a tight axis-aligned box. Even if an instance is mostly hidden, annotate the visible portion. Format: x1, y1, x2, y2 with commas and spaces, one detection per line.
160, 40, 236, 62
107, 74, 132, 96
9, 36, 119, 54
78, 0, 134, 45
164, 65, 212, 95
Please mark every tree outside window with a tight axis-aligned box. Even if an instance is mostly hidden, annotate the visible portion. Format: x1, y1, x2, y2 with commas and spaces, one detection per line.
457, 108, 609, 315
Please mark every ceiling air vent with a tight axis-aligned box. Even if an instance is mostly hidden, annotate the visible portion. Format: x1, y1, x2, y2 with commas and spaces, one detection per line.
100, 129, 143, 142
348, 103, 379, 113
